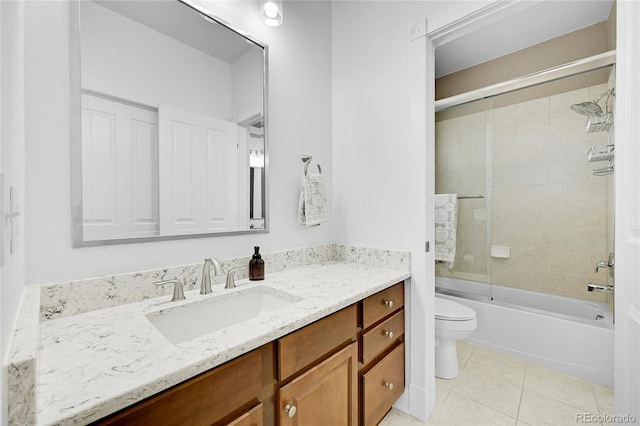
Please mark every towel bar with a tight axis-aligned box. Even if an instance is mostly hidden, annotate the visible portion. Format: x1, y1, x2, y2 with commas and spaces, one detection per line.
456, 194, 484, 199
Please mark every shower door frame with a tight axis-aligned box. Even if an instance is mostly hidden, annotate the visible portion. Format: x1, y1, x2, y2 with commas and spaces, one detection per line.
435, 50, 616, 112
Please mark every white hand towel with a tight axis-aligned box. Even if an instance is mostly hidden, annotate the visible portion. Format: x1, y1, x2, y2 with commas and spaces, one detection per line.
435, 194, 458, 268
298, 172, 328, 227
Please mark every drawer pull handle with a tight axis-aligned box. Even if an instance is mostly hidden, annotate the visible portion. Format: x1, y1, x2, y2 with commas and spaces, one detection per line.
385, 382, 394, 390
384, 300, 394, 308
285, 404, 297, 418
384, 330, 394, 339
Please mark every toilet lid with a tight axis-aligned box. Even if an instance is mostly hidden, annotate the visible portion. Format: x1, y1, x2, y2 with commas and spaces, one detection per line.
435, 297, 476, 321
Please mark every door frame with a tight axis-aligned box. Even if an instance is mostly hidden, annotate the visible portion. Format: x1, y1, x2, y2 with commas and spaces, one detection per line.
422, 0, 638, 420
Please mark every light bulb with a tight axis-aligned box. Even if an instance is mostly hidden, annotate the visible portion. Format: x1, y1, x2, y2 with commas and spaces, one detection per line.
260, 0, 283, 27
264, 2, 278, 18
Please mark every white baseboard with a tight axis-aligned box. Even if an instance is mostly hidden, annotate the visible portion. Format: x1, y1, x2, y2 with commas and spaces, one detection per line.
407, 382, 428, 421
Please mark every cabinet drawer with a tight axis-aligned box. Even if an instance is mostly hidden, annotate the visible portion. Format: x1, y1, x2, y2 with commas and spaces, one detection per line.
361, 341, 405, 426
361, 309, 404, 366
278, 342, 358, 426
226, 403, 263, 426
97, 344, 273, 426
278, 305, 357, 381
362, 283, 404, 329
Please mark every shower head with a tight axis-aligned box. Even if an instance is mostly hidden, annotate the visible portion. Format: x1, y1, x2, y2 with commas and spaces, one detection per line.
571, 102, 604, 116
570, 88, 615, 117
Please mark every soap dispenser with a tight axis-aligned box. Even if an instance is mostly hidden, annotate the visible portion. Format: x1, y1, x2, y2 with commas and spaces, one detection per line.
249, 246, 265, 280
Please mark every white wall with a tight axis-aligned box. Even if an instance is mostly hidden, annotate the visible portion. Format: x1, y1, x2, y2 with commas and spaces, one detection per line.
1, 1, 27, 422
24, 0, 333, 284
232, 48, 264, 123
81, 1, 233, 120
332, 1, 430, 418
331, 0, 492, 420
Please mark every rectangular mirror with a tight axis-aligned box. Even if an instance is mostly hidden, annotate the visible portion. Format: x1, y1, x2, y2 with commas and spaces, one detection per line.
70, 0, 268, 246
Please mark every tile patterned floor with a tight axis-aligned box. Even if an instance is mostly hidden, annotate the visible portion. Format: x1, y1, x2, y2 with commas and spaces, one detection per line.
380, 340, 614, 426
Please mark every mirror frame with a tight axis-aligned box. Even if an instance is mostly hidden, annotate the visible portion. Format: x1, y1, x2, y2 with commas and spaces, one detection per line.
69, 0, 269, 247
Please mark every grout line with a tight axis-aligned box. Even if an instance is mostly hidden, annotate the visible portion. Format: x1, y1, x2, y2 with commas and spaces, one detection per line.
592, 383, 605, 415
524, 387, 599, 414
449, 389, 519, 424
515, 362, 528, 423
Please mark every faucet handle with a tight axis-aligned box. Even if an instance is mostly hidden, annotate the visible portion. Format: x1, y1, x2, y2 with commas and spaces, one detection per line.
154, 279, 185, 302
225, 267, 248, 289
594, 254, 614, 278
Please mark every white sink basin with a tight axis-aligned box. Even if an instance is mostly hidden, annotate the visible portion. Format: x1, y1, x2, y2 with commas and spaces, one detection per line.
146, 287, 302, 344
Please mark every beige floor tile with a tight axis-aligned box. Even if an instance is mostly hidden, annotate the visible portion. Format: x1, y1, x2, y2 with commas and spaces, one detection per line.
464, 346, 527, 387
457, 340, 476, 369
435, 383, 452, 411
430, 391, 517, 426
523, 363, 598, 413
518, 389, 596, 426
380, 408, 428, 425
593, 383, 614, 416
436, 376, 456, 390
452, 367, 523, 417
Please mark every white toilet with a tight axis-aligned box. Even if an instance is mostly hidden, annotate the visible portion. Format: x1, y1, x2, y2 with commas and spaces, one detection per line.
435, 296, 477, 379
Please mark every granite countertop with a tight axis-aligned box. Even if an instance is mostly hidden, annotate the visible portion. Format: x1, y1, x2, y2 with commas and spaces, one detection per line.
35, 262, 410, 425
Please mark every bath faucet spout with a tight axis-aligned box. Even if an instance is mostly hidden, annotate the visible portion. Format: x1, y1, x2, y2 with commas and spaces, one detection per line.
587, 283, 614, 294
200, 258, 225, 294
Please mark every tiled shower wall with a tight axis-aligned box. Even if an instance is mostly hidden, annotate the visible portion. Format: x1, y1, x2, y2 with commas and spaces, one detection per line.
436, 83, 614, 302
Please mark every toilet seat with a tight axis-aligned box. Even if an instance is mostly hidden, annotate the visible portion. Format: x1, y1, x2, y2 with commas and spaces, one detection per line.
435, 297, 476, 321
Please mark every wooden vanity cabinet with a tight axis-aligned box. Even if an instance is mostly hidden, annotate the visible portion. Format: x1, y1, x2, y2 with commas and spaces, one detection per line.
359, 283, 405, 426
94, 343, 276, 426
226, 403, 264, 426
278, 342, 358, 426
276, 305, 358, 425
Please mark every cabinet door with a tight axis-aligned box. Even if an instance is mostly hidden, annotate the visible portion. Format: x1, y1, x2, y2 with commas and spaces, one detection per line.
278, 342, 357, 426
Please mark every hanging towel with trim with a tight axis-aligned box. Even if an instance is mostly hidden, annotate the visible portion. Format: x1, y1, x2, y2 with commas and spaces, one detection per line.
298, 172, 328, 227
435, 194, 458, 268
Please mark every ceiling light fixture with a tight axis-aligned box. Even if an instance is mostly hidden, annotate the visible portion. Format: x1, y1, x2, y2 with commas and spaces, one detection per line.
260, 0, 283, 27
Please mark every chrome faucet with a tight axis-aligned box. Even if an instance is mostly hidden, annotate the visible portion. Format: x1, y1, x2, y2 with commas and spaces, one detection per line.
200, 258, 225, 294
594, 253, 615, 278
225, 267, 247, 289
587, 283, 614, 294
154, 279, 186, 302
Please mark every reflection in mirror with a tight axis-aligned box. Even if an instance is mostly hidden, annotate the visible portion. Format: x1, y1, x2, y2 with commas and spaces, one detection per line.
71, 0, 268, 245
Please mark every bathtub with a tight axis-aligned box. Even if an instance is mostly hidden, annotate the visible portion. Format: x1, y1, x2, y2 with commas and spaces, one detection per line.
436, 276, 614, 387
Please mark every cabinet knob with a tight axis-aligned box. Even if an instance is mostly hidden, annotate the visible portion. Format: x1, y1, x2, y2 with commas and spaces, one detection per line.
384, 330, 394, 339
385, 382, 394, 390
284, 404, 297, 418
384, 300, 394, 308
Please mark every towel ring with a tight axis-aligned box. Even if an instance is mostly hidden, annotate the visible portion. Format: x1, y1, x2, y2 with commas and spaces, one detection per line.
302, 155, 322, 176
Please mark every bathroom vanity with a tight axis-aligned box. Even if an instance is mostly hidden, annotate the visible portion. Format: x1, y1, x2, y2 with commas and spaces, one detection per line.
7, 252, 410, 425
95, 282, 405, 425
